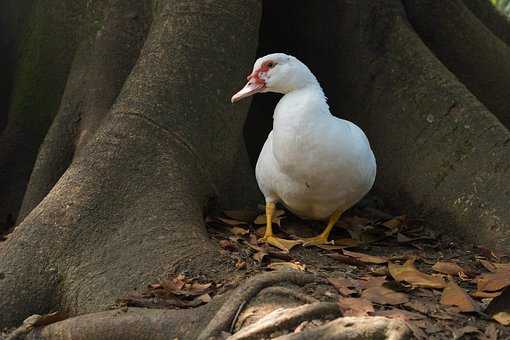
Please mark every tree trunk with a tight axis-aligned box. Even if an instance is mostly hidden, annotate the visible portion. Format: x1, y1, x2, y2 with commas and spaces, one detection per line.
1, 0, 510, 337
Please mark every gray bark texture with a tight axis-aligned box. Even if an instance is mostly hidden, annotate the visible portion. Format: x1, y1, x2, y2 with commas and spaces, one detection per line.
1, 0, 510, 338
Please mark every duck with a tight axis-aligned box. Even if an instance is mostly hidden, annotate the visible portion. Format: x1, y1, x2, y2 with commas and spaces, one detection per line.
231, 53, 376, 252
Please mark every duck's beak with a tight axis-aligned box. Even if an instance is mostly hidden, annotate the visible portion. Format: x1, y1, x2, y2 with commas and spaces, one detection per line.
231, 77, 265, 103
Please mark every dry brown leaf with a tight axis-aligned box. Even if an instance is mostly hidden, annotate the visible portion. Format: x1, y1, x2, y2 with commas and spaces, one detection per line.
485, 286, 510, 326
197, 293, 212, 303
381, 216, 405, 230
432, 261, 465, 276
374, 308, 426, 320
332, 238, 363, 247
357, 276, 387, 289
404, 300, 431, 315
440, 280, 479, 313
235, 259, 247, 270
478, 246, 500, 261
327, 253, 365, 266
479, 259, 510, 273
254, 209, 285, 225
328, 277, 359, 296
368, 265, 389, 276
316, 244, 347, 251
223, 210, 258, 222
361, 286, 409, 305
493, 312, 510, 326
267, 261, 305, 271
453, 326, 482, 339
230, 226, 249, 236
342, 249, 388, 264
388, 259, 446, 289
219, 239, 237, 251
477, 271, 510, 292
484, 323, 499, 340
337, 297, 374, 316
470, 290, 502, 299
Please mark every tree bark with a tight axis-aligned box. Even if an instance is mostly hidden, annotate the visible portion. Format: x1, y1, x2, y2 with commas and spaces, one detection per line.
0, 0, 261, 327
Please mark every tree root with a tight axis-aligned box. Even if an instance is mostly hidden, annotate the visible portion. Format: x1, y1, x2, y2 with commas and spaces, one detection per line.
197, 271, 323, 340
24, 307, 216, 340
258, 286, 320, 304
463, 0, 510, 47
228, 302, 340, 340
273, 316, 411, 340
404, 0, 510, 127
350, 0, 510, 251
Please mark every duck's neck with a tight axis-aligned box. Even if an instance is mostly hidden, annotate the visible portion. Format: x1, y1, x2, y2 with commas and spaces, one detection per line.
271, 83, 331, 167
273, 83, 330, 130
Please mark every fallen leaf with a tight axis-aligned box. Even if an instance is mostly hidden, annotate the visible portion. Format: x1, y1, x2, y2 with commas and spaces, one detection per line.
429, 310, 454, 320
479, 259, 510, 273
493, 312, 510, 326
470, 290, 502, 299
478, 246, 500, 261
124, 275, 217, 310
432, 261, 465, 276
477, 271, 510, 292
404, 300, 431, 315
485, 286, 510, 326
230, 226, 249, 236
235, 259, 247, 270
388, 258, 446, 289
405, 322, 428, 340
267, 261, 305, 271
219, 239, 237, 251
254, 209, 285, 226
374, 308, 426, 320
342, 249, 388, 264
381, 216, 405, 230
223, 210, 258, 222
368, 265, 389, 276
361, 286, 409, 305
453, 326, 482, 339
328, 277, 359, 296
197, 293, 212, 303
315, 244, 346, 251
327, 253, 365, 266
484, 323, 499, 340
357, 276, 387, 289
331, 238, 363, 247
440, 279, 479, 313
337, 297, 374, 316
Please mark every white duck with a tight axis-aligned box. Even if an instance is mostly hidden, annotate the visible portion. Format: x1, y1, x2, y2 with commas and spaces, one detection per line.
232, 53, 376, 252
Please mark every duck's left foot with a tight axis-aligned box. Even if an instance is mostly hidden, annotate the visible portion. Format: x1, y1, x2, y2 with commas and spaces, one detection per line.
301, 234, 334, 247
260, 235, 302, 253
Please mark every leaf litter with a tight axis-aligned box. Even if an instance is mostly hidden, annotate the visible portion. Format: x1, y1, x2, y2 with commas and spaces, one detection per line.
117, 274, 216, 309
203, 204, 510, 339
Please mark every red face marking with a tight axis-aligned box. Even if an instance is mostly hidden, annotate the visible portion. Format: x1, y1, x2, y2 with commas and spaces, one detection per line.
246, 60, 274, 86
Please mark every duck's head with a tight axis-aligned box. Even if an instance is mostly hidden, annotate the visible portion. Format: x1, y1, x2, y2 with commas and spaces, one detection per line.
231, 53, 317, 103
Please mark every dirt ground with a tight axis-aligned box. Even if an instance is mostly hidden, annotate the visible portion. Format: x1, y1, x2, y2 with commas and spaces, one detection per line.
200, 197, 510, 339
2, 197, 509, 339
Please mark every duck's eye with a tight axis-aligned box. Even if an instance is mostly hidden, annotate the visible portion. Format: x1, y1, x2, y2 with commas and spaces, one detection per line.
268, 62, 275, 68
